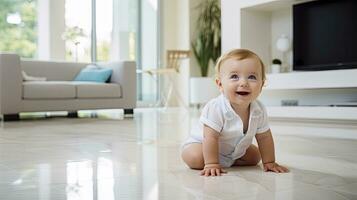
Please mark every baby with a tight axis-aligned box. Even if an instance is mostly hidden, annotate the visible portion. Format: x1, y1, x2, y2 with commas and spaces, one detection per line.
182, 49, 289, 176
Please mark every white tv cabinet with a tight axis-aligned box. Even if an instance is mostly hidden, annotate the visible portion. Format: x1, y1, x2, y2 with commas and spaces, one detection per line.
221, 0, 357, 121
264, 69, 357, 90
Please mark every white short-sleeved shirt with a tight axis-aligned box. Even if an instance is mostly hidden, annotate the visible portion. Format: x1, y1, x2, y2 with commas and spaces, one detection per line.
187, 94, 270, 162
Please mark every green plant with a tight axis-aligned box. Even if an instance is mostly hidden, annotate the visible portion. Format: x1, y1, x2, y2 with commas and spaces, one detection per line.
191, 0, 221, 77
272, 58, 282, 65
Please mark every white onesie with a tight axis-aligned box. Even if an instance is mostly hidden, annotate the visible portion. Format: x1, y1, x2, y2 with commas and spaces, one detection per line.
182, 94, 270, 167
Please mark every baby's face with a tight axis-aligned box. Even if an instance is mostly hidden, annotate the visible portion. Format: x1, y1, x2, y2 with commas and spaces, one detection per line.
216, 57, 264, 107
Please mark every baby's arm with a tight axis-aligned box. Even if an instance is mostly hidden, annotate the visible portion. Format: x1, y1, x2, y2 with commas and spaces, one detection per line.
255, 130, 289, 173
201, 125, 226, 176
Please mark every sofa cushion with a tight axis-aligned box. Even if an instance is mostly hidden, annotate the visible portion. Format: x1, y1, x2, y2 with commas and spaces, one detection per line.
22, 60, 86, 81
22, 71, 47, 81
74, 65, 113, 83
74, 82, 122, 98
23, 81, 76, 99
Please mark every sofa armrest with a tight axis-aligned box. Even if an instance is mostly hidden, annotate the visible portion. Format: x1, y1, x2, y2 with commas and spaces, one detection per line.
101, 61, 137, 108
0, 53, 22, 114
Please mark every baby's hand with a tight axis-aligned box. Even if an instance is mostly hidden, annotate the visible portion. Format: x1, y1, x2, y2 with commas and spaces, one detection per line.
263, 162, 289, 173
200, 163, 227, 176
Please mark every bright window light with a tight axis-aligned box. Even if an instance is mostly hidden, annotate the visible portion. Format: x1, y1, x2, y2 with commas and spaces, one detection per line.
6, 12, 22, 25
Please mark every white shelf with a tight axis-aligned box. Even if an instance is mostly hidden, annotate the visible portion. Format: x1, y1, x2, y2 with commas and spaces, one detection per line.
267, 106, 357, 121
238, 0, 315, 11
264, 69, 357, 90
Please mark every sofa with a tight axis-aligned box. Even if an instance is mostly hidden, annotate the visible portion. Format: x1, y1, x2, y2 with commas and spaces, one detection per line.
0, 53, 136, 121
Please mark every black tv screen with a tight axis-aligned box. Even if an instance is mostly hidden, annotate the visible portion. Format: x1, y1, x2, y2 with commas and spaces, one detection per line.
293, 0, 357, 71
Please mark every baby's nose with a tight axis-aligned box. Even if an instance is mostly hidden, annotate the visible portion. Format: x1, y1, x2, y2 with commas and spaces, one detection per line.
239, 78, 248, 87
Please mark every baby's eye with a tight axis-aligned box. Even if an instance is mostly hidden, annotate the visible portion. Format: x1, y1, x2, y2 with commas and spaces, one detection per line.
230, 74, 239, 80
248, 75, 257, 80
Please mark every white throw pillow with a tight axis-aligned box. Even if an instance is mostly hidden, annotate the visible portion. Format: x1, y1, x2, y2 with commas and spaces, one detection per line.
22, 71, 47, 81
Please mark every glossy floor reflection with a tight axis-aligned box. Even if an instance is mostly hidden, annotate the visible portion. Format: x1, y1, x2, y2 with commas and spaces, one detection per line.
0, 108, 357, 200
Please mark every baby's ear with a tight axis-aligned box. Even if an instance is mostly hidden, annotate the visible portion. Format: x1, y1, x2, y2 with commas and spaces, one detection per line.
215, 78, 223, 92
260, 79, 266, 91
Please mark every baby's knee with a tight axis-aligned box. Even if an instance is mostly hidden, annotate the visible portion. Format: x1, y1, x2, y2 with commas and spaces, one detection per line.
252, 154, 261, 165
183, 151, 204, 169
251, 150, 261, 165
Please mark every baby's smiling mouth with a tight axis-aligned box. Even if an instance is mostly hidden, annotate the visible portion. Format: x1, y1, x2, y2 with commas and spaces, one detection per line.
236, 91, 250, 96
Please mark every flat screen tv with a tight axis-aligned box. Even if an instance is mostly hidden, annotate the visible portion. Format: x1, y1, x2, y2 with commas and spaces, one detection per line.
293, 0, 357, 71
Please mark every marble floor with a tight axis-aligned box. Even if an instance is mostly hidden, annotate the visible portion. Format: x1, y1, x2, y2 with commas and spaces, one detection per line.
0, 108, 357, 200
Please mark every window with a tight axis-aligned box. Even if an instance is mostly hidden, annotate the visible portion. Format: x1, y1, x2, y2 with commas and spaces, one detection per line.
0, 0, 37, 58
138, 0, 159, 103
64, 0, 138, 63
64, 0, 92, 62
96, 0, 112, 61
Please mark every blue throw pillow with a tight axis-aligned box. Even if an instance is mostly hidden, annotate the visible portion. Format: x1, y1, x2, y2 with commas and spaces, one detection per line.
74, 65, 113, 83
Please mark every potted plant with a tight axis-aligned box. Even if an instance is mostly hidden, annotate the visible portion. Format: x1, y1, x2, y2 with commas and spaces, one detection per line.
271, 58, 282, 73
190, 0, 221, 105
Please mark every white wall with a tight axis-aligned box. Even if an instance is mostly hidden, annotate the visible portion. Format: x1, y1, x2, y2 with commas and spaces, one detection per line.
162, 0, 189, 50
221, 0, 241, 53
241, 10, 271, 71
37, 0, 65, 60
161, 0, 190, 106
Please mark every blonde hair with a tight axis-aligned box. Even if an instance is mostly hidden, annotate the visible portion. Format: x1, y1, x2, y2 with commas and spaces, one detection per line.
215, 49, 266, 83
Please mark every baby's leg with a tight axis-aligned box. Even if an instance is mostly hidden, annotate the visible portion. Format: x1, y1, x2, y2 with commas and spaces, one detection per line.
181, 143, 204, 169
233, 144, 261, 166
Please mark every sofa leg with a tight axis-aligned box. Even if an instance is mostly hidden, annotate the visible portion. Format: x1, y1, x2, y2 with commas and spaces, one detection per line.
3, 114, 20, 121
67, 111, 78, 118
124, 109, 134, 116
